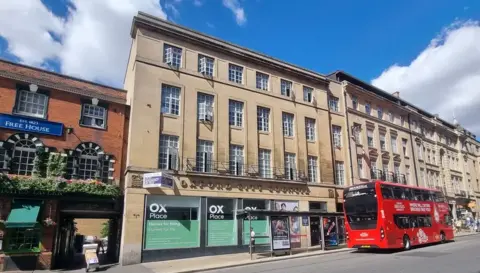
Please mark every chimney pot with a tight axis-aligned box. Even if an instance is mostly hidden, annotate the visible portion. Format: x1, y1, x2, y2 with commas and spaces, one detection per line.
392, 91, 400, 98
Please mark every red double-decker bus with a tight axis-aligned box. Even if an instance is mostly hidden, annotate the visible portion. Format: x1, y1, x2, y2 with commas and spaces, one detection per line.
343, 180, 454, 250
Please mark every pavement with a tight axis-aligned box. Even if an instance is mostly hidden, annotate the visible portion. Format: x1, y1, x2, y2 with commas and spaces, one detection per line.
29, 231, 480, 273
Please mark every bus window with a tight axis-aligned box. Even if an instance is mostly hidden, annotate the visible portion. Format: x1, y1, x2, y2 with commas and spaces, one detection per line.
424, 216, 432, 227
422, 190, 432, 201
394, 215, 409, 229
381, 185, 393, 199
403, 188, 414, 200
392, 187, 404, 199
413, 190, 423, 201
444, 214, 453, 226
435, 192, 446, 202
409, 216, 418, 228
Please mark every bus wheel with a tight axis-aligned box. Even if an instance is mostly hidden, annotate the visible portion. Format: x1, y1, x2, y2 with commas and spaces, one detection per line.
403, 235, 411, 251
440, 232, 446, 243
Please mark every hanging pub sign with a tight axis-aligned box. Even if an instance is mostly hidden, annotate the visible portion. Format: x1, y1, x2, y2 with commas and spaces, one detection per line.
270, 216, 291, 251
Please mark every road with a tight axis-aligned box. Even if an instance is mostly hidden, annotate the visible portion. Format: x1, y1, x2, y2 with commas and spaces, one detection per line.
207, 235, 480, 273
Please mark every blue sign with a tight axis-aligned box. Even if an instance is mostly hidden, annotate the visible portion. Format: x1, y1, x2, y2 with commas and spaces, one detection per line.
0, 113, 64, 137
143, 172, 175, 189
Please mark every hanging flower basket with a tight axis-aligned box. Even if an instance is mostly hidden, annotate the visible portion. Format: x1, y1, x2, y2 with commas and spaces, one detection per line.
43, 217, 56, 227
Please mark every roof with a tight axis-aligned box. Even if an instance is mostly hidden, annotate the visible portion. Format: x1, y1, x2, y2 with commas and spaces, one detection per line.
0, 59, 127, 105
131, 12, 330, 86
328, 70, 476, 137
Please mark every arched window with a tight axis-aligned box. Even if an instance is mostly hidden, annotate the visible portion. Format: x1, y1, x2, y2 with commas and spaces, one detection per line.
7, 133, 44, 176
76, 142, 103, 180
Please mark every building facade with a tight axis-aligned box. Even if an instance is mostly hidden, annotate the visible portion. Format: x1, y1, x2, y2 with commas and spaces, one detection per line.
120, 13, 348, 265
329, 71, 480, 219
0, 60, 128, 270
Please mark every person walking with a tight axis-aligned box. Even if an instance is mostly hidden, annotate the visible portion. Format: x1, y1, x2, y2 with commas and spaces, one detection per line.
250, 228, 256, 254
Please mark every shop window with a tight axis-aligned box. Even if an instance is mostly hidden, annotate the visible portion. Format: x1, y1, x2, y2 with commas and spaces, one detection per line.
6, 227, 41, 252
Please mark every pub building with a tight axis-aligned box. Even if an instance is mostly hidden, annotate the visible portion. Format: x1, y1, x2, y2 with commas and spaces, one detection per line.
0, 59, 128, 271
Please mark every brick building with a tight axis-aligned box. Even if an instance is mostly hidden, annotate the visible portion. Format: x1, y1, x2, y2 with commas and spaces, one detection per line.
0, 59, 128, 270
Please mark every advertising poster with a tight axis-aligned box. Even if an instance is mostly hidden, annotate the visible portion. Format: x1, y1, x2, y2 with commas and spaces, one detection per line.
274, 201, 300, 246
207, 198, 237, 246
144, 196, 200, 250
323, 217, 338, 247
270, 216, 291, 250
243, 199, 269, 245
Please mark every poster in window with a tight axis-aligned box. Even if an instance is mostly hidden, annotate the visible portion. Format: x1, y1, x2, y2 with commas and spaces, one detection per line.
243, 199, 269, 245
323, 217, 338, 247
273, 201, 300, 247
206, 198, 237, 246
270, 216, 291, 251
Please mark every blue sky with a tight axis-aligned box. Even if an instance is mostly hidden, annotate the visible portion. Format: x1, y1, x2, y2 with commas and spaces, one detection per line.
1, 0, 480, 134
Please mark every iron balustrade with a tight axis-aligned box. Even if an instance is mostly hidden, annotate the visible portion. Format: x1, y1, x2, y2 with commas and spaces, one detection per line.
370, 170, 406, 184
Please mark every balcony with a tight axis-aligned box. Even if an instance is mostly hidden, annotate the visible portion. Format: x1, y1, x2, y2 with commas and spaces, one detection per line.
184, 158, 309, 183
370, 170, 406, 184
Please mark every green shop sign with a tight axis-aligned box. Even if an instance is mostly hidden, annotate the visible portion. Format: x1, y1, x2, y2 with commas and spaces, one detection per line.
206, 198, 237, 246
144, 196, 200, 250
243, 199, 269, 245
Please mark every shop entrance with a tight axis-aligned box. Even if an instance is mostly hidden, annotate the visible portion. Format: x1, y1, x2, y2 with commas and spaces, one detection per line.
309, 216, 321, 246
51, 198, 122, 270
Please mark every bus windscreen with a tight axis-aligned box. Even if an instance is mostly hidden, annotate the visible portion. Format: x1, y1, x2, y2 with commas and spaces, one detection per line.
344, 185, 378, 230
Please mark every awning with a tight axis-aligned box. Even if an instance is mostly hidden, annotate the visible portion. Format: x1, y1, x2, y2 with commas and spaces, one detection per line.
6, 199, 42, 228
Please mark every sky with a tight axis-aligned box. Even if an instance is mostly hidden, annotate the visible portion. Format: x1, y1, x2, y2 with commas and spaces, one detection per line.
0, 0, 480, 136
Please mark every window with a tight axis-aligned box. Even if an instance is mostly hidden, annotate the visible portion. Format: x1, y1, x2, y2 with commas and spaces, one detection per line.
402, 138, 408, 156
353, 124, 361, 144
161, 84, 181, 115
380, 133, 386, 151
367, 129, 374, 147
196, 140, 213, 172
158, 135, 179, 170
198, 55, 214, 76
357, 157, 364, 178
229, 64, 243, 84
303, 86, 313, 103
420, 168, 425, 186
280, 79, 292, 97
197, 93, 214, 121
400, 116, 405, 126
11, 138, 37, 176
332, 125, 342, 147
0, 145, 7, 171
229, 145, 244, 175
352, 96, 358, 110
335, 161, 345, 186
418, 144, 423, 160
365, 102, 371, 115
15, 90, 48, 118
282, 112, 294, 137
228, 100, 244, 127
257, 107, 270, 132
391, 135, 397, 153
329, 96, 339, 112
377, 106, 383, 119
163, 44, 182, 68
78, 144, 102, 180
6, 227, 40, 251
307, 156, 318, 183
394, 163, 400, 179
284, 153, 297, 180
305, 118, 316, 141
406, 165, 411, 183
258, 149, 272, 178
256, 72, 269, 91
81, 104, 107, 129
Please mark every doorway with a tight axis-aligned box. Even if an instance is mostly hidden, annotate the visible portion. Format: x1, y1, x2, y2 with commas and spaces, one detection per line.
309, 216, 320, 246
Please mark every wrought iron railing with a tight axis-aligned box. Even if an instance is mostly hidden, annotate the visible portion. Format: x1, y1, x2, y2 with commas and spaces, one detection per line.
371, 170, 406, 184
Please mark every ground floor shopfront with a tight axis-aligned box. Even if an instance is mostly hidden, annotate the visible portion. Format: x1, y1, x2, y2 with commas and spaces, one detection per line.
119, 170, 345, 265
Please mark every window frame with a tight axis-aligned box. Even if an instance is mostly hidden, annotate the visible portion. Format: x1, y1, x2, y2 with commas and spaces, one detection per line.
228, 64, 244, 84
329, 96, 340, 112
280, 79, 292, 97
197, 93, 215, 122
158, 134, 180, 170
305, 117, 316, 141
228, 100, 244, 127
256, 72, 269, 91
332, 125, 342, 147
303, 86, 313, 103
13, 84, 50, 120
163, 43, 182, 68
307, 156, 318, 183
79, 99, 109, 130
258, 149, 272, 178
198, 54, 214, 77
335, 161, 345, 186
161, 84, 181, 116
282, 112, 294, 137
257, 106, 270, 132
5, 226, 42, 253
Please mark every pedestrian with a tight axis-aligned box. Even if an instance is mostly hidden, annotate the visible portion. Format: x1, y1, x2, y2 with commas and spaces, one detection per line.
250, 228, 256, 254
94, 236, 105, 256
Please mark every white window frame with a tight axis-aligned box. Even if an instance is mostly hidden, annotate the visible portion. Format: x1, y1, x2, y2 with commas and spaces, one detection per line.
228, 64, 243, 84
305, 118, 316, 141
380, 133, 386, 151
332, 125, 342, 148
161, 84, 181, 116
329, 96, 339, 112
280, 79, 292, 97
391, 136, 397, 153
257, 106, 270, 132
228, 100, 244, 127
307, 156, 318, 183
163, 44, 182, 68
196, 140, 213, 172
367, 129, 374, 147
284, 153, 297, 180
158, 135, 179, 170
81, 104, 107, 129
352, 96, 358, 110
15, 90, 48, 118
197, 93, 214, 121
357, 157, 364, 178
256, 72, 269, 91
258, 149, 272, 178
303, 86, 313, 103
377, 106, 383, 119
335, 161, 345, 186
365, 102, 371, 115
198, 54, 214, 77
282, 112, 294, 137
229, 145, 244, 175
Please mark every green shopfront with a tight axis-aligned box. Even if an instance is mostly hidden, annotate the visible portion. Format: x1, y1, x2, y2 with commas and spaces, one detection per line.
142, 195, 271, 262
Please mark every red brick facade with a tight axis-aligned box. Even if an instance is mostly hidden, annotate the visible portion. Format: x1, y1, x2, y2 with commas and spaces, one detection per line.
0, 59, 128, 271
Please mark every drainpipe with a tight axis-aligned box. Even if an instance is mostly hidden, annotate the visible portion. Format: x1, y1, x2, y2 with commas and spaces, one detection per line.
407, 113, 420, 186
343, 85, 355, 186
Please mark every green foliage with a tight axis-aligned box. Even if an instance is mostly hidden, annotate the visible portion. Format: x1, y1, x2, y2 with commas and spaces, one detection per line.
100, 220, 111, 238
32, 147, 48, 178
46, 153, 67, 178
0, 174, 121, 198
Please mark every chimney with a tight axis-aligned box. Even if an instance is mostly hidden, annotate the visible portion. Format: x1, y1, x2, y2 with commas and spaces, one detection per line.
392, 91, 400, 98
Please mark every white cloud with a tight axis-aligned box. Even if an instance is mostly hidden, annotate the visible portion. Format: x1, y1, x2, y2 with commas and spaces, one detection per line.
0, 0, 167, 87
222, 0, 246, 26
193, 0, 203, 7
372, 20, 480, 136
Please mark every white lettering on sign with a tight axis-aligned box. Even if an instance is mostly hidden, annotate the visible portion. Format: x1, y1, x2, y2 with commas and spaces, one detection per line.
394, 202, 405, 211
245, 206, 258, 220
4, 120, 51, 133
410, 203, 431, 212
349, 184, 368, 191
209, 205, 225, 219
149, 203, 167, 213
